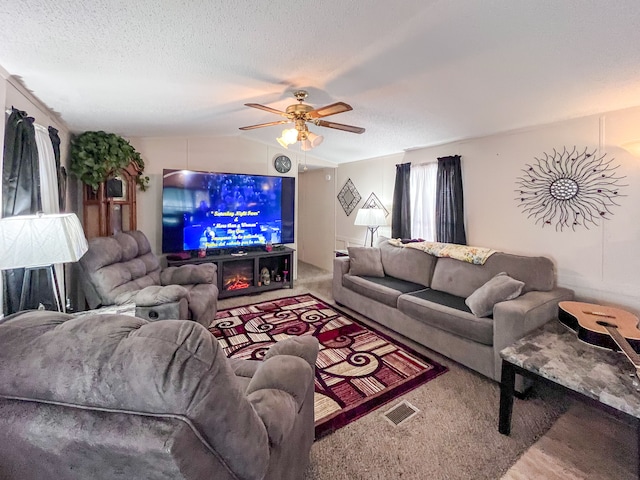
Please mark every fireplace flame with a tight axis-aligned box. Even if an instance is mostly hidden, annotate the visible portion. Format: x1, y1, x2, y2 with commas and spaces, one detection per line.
225, 274, 251, 291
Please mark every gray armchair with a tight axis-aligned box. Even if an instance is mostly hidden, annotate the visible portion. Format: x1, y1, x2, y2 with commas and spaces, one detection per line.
78, 230, 218, 327
0, 310, 318, 480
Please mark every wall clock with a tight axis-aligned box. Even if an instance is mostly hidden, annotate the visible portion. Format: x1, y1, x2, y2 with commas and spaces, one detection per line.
274, 155, 292, 174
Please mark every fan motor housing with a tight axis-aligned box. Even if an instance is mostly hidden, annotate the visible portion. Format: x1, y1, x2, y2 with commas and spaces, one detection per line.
286, 103, 314, 117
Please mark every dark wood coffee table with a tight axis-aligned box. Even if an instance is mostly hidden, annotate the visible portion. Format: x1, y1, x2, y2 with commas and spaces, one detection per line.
498, 319, 640, 478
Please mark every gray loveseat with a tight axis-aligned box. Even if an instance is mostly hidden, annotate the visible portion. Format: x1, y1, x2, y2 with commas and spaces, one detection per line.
78, 230, 219, 327
333, 238, 573, 383
0, 310, 318, 480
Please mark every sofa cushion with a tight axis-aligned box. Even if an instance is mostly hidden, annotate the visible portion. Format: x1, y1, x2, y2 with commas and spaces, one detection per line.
409, 288, 473, 313
465, 272, 524, 317
378, 237, 435, 287
347, 247, 384, 277
342, 274, 425, 307
398, 290, 494, 345
430, 252, 555, 298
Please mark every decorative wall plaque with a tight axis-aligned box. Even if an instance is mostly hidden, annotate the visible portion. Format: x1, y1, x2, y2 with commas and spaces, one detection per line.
515, 146, 626, 231
362, 192, 389, 217
337, 178, 361, 216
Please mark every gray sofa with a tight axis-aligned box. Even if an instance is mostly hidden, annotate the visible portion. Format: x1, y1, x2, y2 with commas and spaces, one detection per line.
0, 310, 318, 480
78, 230, 219, 327
333, 238, 574, 383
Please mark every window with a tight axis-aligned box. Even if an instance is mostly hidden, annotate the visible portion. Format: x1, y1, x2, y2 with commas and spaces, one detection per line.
410, 163, 437, 241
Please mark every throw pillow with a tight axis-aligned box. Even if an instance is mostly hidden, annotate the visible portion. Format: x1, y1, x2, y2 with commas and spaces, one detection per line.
465, 272, 525, 317
348, 247, 385, 277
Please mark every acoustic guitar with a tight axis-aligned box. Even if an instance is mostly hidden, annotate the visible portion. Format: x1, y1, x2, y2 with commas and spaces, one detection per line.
558, 301, 640, 379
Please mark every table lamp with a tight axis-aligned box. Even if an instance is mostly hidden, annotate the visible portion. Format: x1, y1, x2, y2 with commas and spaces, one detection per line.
0, 213, 88, 312
354, 208, 387, 247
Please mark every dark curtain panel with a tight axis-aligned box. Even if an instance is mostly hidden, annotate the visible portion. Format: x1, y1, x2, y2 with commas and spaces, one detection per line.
2, 109, 41, 217
2, 108, 42, 314
435, 155, 467, 245
391, 162, 411, 239
48, 126, 66, 211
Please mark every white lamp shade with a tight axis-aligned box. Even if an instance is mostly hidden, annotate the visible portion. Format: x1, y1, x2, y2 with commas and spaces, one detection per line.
307, 132, 323, 148
354, 208, 387, 227
0, 213, 88, 270
276, 136, 290, 148
301, 132, 324, 151
283, 128, 299, 144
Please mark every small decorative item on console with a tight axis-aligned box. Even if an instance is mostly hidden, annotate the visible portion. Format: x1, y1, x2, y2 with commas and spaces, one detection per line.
260, 267, 271, 286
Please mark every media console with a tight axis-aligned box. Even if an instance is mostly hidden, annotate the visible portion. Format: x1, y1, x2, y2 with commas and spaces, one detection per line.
166, 247, 294, 299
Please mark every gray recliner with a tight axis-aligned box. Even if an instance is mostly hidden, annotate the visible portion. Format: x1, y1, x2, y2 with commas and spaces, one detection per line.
0, 310, 319, 480
78, 230, 218, 327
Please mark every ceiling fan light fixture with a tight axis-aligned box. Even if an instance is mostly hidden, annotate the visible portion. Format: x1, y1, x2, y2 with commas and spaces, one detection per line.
241, 90, 364, 148
307, 131, 324, 148
282, 128, 299, 145
276, 136, 289, 148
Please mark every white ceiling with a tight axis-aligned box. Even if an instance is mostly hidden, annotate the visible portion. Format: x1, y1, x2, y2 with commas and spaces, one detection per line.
1, 1, 640, 164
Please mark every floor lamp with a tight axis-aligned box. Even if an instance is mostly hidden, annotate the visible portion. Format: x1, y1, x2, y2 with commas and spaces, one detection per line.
354, 208, 387, 247
0, 213, 88, 312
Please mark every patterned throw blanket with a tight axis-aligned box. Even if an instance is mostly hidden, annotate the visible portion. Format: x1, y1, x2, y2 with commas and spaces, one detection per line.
388, 239, 497, 265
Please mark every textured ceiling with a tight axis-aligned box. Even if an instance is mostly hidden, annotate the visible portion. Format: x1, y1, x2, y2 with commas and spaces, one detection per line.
1, 1, 640, 164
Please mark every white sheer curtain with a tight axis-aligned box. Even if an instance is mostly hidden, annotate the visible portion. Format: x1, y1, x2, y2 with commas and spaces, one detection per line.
34, 124, 65, 308
410, 163, 437, 241
34, 124, 59, 213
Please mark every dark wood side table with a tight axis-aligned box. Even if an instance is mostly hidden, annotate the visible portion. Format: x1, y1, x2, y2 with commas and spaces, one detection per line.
498, 320, 640, 478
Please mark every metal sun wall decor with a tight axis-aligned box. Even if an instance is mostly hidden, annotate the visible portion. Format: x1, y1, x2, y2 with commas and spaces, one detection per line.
337, 178, 361, 216
362, 192, 390, 217
515, 146, 627, 231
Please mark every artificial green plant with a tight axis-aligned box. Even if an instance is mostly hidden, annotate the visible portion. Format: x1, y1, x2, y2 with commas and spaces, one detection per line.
70, 130, 149, 191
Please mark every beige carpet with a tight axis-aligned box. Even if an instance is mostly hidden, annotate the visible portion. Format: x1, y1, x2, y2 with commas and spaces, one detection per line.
217, 262, 636, 479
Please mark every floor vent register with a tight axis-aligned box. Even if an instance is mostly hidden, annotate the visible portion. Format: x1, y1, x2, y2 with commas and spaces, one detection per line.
382, 400, 420, 427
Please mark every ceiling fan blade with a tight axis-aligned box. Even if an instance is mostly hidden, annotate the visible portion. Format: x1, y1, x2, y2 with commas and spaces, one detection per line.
307, 102, 353, 119
316, 120, 365, 134
239, 120, 290, 131
245, 103, 288, 117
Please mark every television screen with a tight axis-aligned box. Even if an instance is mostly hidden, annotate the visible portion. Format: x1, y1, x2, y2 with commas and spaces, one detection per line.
162, 169, 295, 253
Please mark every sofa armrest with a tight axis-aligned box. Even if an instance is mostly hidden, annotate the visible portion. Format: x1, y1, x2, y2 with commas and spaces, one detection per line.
262, 335, 319, 368
135, 299, 189, 322
333, 256, 351, 299
114, 284, 190, 307
245, 355, 314, 445
334, 256, 350, 276
160, 263, 217, 286
493, 287, 574, 351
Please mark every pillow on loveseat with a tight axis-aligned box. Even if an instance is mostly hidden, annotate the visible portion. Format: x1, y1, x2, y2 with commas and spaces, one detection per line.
465, 272, 524, 317
348, 247, 385, 277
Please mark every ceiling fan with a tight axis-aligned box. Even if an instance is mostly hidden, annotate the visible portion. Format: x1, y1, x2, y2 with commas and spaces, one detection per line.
239, 90, 365, 150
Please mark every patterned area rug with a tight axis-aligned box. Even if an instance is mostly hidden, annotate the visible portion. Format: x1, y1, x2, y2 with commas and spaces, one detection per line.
210, 294, 447, 438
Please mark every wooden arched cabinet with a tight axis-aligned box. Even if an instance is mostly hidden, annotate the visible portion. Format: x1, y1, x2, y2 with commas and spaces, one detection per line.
82, 162, 141, 239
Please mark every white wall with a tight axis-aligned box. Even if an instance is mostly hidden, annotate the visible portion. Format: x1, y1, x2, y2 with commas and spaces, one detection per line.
335, 153, 400, 249
298, 167, 337, 271
336, 106, 640, 314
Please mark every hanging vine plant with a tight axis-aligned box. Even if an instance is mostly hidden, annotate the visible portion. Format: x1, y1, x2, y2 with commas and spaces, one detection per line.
70, 130, 150, 191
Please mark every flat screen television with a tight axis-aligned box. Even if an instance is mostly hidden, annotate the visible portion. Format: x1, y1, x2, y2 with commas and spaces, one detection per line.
162, 169, 295, 253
